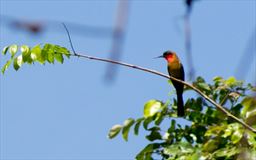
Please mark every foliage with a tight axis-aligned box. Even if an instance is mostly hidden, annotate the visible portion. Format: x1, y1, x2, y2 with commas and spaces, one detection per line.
1, 44, 70, 74
108, 76, 256, 160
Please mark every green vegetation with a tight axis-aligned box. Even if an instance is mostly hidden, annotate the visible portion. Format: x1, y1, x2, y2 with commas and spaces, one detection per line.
108, 77, 256, 160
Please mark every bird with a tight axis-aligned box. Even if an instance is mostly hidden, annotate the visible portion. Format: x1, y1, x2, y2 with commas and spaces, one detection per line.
157, 51, 185, 116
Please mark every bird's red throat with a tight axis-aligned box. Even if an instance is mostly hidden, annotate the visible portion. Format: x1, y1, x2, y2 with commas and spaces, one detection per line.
165, 54, 174, 63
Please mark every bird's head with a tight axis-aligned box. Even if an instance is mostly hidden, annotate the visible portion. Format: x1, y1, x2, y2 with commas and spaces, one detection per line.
156, 50, 178, 63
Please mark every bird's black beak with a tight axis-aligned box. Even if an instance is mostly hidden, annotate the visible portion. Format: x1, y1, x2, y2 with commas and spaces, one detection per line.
154, 55, 164, 59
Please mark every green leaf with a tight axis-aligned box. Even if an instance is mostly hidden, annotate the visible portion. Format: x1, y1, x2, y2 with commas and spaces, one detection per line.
146, 127, 162, 141
213, 76, 223, 82
225, 77, 237, 86
188, 111, 203, 124
213, 147, 239, 158
247, 131, 256, 147
231, 128, 243, 144
163, 144, 179, 158
20, 45, 29, 54
122, 118, 135, 141
1, 60, 12, 74
143, 117, 153, 130
155, 105, 167, 125
42, 44, 54, 63
178, 143, 195, 154
196, 76, 206, 83
2, 46, 9, 55
168, 119, 176, 133
197, 82, 211, 92
144, 100, 162, 118
241, 97, 256, 119
134, 118, 144, 135
205, 125, 225, 137
154, 112, 164, 125
54, 53, 64, 64
9, 44, 18, 57
47, 50, 55, 63
13, 55, 23, 71
186, 98, 203, 112
136, 143, 161, 160
203, 139, 219, 152
54, 45, 71, 58
21, 45, 32, 63
31, 45, 44, 64
32, 45, 46, 64
222, 125, 232, 138
63, 50, 71, 58
108, 124, 122, 139
163, 142, 195, 158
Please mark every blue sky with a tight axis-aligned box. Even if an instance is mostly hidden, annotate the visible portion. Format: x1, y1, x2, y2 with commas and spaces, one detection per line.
0, 0, 255, 159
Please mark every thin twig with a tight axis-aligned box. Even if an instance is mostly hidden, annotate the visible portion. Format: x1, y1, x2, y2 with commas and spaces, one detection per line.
220, 92, 230, 106
70, 52, 256, 133
62, 23, 77, 55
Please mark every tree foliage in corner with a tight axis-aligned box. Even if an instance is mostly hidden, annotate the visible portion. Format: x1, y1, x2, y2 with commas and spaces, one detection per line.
108, 77, 256, 160
1, 44, 70, 74
1, 44, 256, 159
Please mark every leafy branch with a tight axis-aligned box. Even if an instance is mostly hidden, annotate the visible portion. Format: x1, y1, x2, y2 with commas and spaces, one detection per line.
1, 43, 256, 134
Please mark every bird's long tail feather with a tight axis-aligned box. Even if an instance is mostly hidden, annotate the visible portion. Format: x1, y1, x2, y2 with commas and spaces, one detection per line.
177, 91, 184, 117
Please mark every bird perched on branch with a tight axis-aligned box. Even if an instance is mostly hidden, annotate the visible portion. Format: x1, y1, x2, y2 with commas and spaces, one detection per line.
157, 51, 185, 116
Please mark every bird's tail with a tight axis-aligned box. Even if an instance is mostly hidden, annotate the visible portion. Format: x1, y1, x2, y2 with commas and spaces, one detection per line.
177, 91, 184, 117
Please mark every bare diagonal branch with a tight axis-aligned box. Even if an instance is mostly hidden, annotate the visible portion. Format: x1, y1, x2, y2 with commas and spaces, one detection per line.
71, 53, 256, 133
